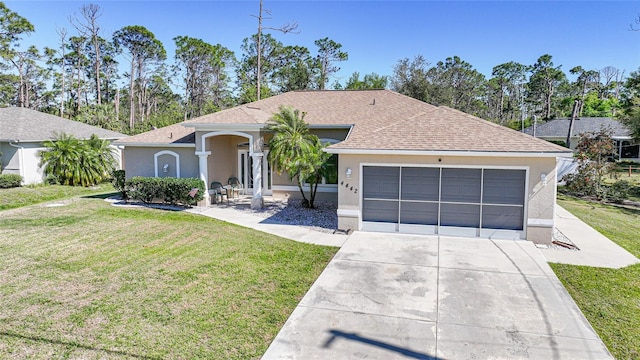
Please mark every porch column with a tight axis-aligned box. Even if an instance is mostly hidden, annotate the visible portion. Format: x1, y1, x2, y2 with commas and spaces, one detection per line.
251, 153, 263, 209
196, 151, 211, 205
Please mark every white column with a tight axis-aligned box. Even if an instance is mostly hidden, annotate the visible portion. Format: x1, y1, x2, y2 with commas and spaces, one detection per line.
251, 153, 263, 209
196, 151, 211, 205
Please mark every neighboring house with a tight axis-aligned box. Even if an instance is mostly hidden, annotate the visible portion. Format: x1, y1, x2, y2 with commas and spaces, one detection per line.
524, 117, 640, 161
0, 107, 127, 184
116, 90, 571, 244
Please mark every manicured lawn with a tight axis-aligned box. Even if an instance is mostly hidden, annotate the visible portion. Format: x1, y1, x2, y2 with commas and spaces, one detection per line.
0, 183, 115, 210
552, 195, 640, 360
0, 198, 337, 359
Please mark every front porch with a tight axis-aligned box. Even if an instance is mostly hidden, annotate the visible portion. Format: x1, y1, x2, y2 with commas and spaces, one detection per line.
194, 131, 269, 209
193, 131, 339, 208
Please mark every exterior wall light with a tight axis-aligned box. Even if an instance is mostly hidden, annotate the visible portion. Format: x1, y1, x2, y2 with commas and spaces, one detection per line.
345, 168, 352, 179
541, 173, 547, 186
163, 163, 169, 173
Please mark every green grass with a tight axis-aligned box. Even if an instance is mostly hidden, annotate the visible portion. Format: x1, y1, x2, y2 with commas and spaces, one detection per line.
0, 183, 116, 210
552, 195, 640, 359
0, 198, 337, 359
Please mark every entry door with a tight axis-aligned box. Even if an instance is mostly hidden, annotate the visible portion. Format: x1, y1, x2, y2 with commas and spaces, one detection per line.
238, 150, 272, 195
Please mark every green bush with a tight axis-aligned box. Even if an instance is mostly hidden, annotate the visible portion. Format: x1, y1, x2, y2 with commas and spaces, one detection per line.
111, 170, 127, 200
0, 174, 22, 188
547, 139, 567, 147
125, 177, 204, 206
608, 180, 632, 203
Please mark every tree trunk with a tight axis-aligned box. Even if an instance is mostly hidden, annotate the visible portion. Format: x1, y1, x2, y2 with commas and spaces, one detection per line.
566, 100, 580, 149
129, 59, 135, 129
256, 0, 263, 100
296, 177, 309, 207
94, 36, 101, 105
115, 89, 119, 123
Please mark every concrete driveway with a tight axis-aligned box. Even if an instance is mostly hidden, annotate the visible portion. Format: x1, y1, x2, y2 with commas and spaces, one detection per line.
263, 232, 612, 359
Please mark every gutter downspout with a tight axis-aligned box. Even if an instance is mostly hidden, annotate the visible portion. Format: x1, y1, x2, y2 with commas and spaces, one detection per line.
8, 140, 25, 182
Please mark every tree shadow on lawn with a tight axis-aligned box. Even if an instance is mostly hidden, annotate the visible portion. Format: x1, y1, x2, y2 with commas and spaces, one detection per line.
0, 330, 161, 359
82, 192, 119, 200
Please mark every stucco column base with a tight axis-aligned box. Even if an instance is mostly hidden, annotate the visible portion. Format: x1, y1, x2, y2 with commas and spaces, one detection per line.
251, 197, 263, 210
195, 151, 211, 207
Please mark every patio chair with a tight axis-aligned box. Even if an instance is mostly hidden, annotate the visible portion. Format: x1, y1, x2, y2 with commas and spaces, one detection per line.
228, 177, 244, 198
210, 181, 228, 204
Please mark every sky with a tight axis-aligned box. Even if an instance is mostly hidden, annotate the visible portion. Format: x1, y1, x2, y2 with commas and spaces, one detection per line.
5, 1, 640, 87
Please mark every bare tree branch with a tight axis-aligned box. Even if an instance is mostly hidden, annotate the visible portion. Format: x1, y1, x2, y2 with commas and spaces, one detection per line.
251, 0, 298, 100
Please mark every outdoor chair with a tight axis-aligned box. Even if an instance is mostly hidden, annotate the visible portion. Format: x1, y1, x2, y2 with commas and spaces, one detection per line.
228, 177, 244, 198
210, 181, 228, 204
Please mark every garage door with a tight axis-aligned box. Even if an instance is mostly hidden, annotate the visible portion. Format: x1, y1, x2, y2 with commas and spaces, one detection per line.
362, 166, 526, 239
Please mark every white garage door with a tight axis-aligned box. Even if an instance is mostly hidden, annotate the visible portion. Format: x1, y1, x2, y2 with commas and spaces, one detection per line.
362, 166, 526, 239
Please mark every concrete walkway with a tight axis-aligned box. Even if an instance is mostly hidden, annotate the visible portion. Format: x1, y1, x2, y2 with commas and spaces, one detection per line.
190, 206, 348, 247
263, 232, 612, 359
540, 205, 639, 268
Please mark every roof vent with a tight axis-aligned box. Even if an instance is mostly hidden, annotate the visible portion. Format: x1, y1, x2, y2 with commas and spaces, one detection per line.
370, 98, 376, 105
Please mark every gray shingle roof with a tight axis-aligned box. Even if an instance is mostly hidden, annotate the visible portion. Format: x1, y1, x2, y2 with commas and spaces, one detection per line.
118, 90, 570, 154
523, 117, 630, 138
0, 107, 126, 142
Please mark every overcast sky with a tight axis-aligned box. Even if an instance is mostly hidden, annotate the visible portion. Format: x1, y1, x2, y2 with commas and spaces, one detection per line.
7, 1, 640, 86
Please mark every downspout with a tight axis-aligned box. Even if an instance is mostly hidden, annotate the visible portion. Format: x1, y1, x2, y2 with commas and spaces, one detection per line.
8, 140, 25, 181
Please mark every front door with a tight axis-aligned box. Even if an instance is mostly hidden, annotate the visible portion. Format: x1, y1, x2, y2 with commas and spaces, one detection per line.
238, 150, 272, 195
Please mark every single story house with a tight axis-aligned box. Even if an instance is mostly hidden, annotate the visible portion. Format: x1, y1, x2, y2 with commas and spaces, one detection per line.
524, 117, 639, 161
116, 90, 571, 244
0, 107, 126, 184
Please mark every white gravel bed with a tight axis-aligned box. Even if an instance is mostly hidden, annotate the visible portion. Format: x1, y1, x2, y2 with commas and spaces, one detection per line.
230, 199, 338, 233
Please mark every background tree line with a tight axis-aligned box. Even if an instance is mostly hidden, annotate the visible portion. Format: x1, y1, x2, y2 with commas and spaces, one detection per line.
0, 2, 637, 137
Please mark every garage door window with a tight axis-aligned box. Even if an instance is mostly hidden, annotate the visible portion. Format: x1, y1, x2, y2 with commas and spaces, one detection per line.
362, 166, 526, 237
362, 167, 400, 223
482, 169, 526, 230
400, 167, 439, 226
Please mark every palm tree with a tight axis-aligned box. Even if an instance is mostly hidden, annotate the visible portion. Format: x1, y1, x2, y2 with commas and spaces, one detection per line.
87, 134, 117, 183
266, 106, 330, 208
40, 132, 116, 186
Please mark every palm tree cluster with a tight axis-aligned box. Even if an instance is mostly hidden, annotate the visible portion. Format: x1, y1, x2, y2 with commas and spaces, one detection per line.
39, 133, 117, 186
266, 106, 331, 208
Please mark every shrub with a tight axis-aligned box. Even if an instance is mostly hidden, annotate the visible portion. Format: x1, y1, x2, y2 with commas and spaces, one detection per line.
40, 132, 117, 187
44, 174, 59, 185
608, 180, 632, 203
125, 177, 204, 206
111, 170, 127, 200
0, 174, 22, 188
547, 139, 567, 147
563, 129, 616, 200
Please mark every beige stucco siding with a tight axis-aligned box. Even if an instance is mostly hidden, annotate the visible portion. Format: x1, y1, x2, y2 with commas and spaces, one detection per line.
207, 135, 246, 185
336, 154, 558, 244
122, 147, 198, 179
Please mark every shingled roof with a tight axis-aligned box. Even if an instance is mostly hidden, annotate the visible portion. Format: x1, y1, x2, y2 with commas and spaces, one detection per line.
117, 90, 570, 154
0, 107, 126, 142
524, 117, 630, 138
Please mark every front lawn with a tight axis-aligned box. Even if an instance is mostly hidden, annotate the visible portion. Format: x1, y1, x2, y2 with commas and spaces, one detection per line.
0, 199, 337, 359
0, 183, 115, 210
552, 195, 640, 360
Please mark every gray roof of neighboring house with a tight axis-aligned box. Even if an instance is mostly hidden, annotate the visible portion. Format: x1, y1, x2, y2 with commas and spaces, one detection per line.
0, 107, 126, 142
523, 117, 631, 138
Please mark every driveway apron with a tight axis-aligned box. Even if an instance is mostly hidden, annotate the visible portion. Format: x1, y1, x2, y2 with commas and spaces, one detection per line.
262, 231, 612, 360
